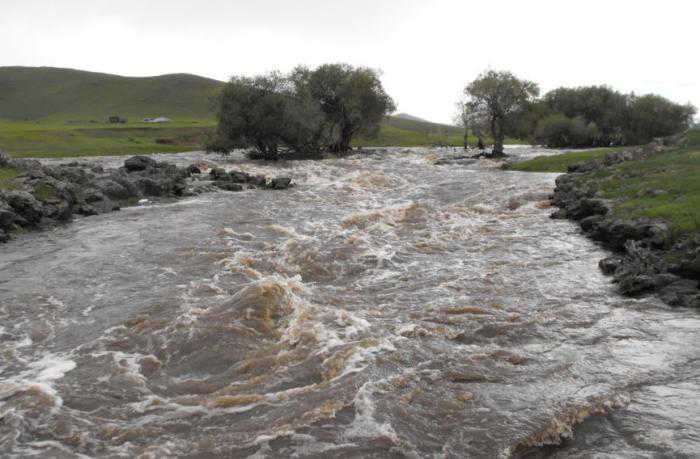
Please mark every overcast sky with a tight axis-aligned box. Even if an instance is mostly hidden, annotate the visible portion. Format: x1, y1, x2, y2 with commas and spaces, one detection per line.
2, 0, 697, 123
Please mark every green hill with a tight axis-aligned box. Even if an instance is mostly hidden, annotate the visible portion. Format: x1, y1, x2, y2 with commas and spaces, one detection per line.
0, 66, 471, 157
0, 66, 222, 121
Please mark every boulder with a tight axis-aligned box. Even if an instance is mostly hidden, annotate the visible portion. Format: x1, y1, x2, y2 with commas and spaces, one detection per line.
187, 164, 201, 175
567, 198, 609, 220
229, 171, 251, 183
267, 177, 292, 190
0, 201, 17, 230
599, 257, 623, 275
209, 167, 228, 180
97, 179, 134, 200
5, 191, 43, 226
124, 156, 157, 172
0, 149, 9, 167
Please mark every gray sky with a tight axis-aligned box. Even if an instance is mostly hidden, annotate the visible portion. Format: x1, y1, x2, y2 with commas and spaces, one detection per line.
3, 0, 698, 123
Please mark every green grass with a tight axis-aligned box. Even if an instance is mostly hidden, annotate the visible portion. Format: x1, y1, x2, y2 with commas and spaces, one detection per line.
505, 147, 624, 173
591, 148, 700, 234
0, 66, 524, 157
0, 66, 222, 121
0, 119, 215, 158
0, 166, 23, 190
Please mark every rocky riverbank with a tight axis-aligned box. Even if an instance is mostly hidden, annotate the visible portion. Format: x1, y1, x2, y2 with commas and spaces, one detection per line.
0, 152, 292, 243
550, 143, 700, 308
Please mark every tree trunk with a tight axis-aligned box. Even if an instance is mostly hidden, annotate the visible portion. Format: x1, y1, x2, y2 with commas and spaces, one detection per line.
463, 130, 469, 150
490, 116, 505, 156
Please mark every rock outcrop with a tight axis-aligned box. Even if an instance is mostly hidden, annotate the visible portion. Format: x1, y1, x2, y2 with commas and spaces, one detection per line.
550, 143, 700, 308
0, 155, 293, 242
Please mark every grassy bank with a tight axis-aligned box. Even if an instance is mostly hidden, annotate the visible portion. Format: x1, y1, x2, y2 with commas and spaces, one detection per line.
584, 147, 700, 235
0, 118, 522, 158
517, 129, 700, 236
0, 119, 215, 158
505, 147, 624, 173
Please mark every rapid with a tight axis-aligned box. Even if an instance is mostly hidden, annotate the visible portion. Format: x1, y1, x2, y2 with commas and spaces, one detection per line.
1, 147, 698, 458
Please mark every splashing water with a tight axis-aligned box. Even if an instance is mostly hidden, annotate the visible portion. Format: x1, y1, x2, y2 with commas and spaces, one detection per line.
1, 148, 698, 458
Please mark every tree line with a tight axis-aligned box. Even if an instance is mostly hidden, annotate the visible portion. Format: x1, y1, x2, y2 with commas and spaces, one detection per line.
207, 64, 695, 159
457, 70, 696, 155
206, 64, 394, 160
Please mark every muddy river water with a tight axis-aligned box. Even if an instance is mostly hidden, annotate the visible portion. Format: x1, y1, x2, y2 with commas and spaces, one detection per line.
1, 148, 698, 458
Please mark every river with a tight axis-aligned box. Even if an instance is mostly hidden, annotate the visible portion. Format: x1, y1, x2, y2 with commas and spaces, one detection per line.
1, 147, 698, 458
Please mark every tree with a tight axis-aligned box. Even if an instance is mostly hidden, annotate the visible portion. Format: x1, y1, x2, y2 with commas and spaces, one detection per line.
295, 64, 395, 153
454, 101, 470, 149
625, 94, 696, 144
461, 70, 539, 156
207, 72, 335, 160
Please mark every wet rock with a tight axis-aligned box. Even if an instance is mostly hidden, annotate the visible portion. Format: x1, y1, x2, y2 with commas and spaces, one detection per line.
567, 198, 609, 220
599, 256, 623, 275
187, 164, 201, 174
580, 215, 604, 233
267, 177, 292, 190
0, 149, 10, 166
209, 167, 228, 180
96, 179, 134, 200
229, 170, 250, 183
5, 191, 43, 226
124, 155, 157, 172
249, 175, 267, 186
0, 201, 17, 230
0, 228, 8, 243
214, 181, 243, 192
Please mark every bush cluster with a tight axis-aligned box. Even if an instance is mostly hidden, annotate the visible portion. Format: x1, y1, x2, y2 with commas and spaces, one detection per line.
207, 64, 395, 160
527, 86, 695, 147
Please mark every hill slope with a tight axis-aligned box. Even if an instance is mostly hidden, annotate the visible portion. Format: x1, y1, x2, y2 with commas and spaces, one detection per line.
0, 66, 223, 121
0, 66, 471, 157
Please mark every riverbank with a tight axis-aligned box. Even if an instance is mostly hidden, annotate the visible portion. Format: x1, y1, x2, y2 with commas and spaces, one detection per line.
542, 139, 700, 308
0, 152, 292, 242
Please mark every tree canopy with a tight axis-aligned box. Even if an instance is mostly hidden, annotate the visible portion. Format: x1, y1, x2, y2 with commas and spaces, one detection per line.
461, 70, 540, 155
208, 64, 394, 159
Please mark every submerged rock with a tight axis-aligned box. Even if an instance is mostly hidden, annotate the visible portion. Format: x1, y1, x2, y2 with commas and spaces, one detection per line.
124, 155, 157, 172
266, 177, 292, 190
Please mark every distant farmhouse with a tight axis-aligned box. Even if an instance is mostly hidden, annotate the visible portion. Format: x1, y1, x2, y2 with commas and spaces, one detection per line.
108, 116, 127, 124
143, 117, 172, 123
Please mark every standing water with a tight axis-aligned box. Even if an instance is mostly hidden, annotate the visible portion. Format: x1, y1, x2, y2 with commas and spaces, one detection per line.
1, 148, 698, 457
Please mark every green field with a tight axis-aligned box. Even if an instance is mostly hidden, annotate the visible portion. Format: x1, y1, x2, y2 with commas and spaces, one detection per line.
0, 66, 520, 158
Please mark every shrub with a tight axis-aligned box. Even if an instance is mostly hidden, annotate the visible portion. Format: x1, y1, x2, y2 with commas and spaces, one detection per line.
535, 114, 600, 148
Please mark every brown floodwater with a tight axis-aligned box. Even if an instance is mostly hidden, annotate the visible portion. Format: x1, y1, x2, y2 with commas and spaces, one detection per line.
1, 147, 698, 458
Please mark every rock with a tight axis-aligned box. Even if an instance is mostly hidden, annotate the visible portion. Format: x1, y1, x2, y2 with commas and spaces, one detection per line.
580, 215, 603, 233
599, 257, 623, 275
97, 179, 134, 200
567, 198, 609, 220
0, 228, 8, 243
618, 274, 657, 296
187, 164, 201, 174
209, 167, 228, 180
0, 149, 9, 167
124, 156, 157, 172
249, 175, 267, 186
5, 191, 43, 226
0, 201, 17, 230
214, 181, 243, 192
229, 171, 250, 183
267, 177, 292, 190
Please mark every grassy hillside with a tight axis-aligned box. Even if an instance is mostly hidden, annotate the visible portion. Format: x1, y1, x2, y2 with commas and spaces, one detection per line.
0, 66, 495, 157
0, 66, 222, 121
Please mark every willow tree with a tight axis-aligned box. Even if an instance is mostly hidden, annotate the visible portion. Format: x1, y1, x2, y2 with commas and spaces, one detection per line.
294, 64, 395, 153
462, 70, 539, 156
